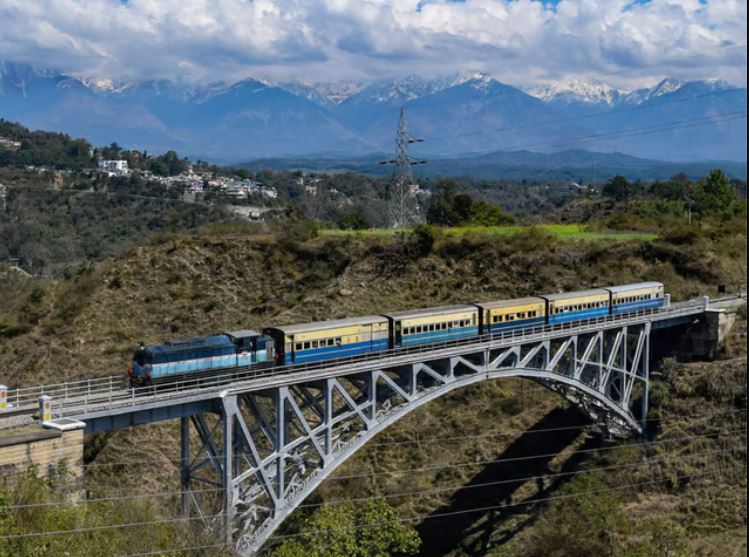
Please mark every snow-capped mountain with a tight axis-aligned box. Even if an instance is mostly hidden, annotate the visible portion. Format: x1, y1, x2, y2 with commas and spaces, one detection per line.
305, 80, 366, 105
0, 61, 745, 161
333, 71, 496, 107
276, 81, 334, 107
529, 79, 623, 106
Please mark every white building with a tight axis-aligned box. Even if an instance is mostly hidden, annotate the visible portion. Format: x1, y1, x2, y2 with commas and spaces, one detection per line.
98, 160, 129, 174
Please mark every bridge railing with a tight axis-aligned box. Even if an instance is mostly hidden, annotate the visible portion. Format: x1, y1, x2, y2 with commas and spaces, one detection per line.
0, 295, 725, 418
1, 375, 127, 413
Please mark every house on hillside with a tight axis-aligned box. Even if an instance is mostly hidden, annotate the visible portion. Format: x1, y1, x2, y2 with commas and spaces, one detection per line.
97, 160, 129, 175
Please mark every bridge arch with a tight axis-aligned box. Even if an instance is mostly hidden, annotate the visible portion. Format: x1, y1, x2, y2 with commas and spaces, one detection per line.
179, 322, 651, 554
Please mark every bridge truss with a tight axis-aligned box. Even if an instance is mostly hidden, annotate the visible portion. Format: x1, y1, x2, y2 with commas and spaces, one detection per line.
179, 321, 651, 554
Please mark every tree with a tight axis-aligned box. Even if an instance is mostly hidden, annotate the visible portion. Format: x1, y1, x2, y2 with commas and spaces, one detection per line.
651, 175, 691, 202
101, 142, 121, 160
453, 193, 474, 224
426, 180, 459, 226
694, 169, 736, 217
602, 175, 638, 201
470, 200, 515, 226
338, 207, 370, 230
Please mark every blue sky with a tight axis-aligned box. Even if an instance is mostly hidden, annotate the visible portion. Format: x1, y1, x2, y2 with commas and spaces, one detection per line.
0, 0, 745, 87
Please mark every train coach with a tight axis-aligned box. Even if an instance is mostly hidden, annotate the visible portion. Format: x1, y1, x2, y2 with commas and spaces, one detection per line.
383, 305, 479, 348
606, 282, 666, 314
264, 316, 389, 365
540, 288, 611, 325
474, 297, 546, 334
128, 282, 667, 386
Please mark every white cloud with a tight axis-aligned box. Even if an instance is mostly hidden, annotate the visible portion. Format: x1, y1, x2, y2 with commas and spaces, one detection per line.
0, 0, 745, 87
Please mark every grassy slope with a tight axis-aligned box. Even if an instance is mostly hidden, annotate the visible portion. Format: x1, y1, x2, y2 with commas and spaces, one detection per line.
0, 225, 745, 555
321, 224, 659, 241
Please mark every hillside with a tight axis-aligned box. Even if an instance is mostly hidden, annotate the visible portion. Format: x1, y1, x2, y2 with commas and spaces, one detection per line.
0, 217, 746, 556
0, 221, 745, 386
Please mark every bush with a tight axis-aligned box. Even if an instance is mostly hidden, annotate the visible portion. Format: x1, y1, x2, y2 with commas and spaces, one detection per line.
274, 498, 420, 557
338, 208, 369, 230
409, 224, 436, 256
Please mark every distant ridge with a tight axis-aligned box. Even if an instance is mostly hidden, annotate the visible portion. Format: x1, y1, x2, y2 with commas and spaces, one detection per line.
1, 61, 746, 162
240, 149, 747, 182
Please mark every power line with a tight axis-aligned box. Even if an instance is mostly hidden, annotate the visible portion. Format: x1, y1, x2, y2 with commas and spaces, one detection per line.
325, 428, 746, 481
423, 110, 746, 156
1, 427, 744, 515
114, 462, 747, 557
296, 446, 743, 510
427, 87, 747, 143
2, 448, 742, 542
4, 438, 739, 512
258, 466, 745, 551
513, 110, 746, 152
1, 408, 744, 480
421, 41, 748, 143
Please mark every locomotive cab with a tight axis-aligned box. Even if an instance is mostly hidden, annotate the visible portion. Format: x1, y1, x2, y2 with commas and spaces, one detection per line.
223, 330, 275, 367
129, 343, 154, 387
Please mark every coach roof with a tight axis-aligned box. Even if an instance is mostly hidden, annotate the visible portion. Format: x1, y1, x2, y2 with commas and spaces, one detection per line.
606, 282, 664, 293
383, 305, 478, 320
266, 315, 388, 335
540, 288, 610, 302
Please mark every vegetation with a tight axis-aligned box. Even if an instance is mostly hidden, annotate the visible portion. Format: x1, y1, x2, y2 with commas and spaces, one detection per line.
0, 119, 93, 170
427, 179, 514, 227
0, 183, 234, 276
322, 223, 659, 241
274, 498, 420, 557
0, 467, 231, 557
0, 121, 746, 556
602, 170, 745, 220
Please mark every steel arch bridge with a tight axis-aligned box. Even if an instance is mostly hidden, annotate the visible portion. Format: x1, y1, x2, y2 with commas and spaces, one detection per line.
4, 295, 743, 555
180, 321, 651, 554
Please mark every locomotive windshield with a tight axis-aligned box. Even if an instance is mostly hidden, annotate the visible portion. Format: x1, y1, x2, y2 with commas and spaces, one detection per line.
133, 348, 151, 366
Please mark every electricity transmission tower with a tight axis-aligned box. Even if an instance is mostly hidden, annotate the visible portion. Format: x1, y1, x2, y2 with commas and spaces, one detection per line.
380, 107, 426, 228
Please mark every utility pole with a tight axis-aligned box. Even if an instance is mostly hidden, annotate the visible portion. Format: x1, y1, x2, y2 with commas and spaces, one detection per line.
380, 107, 426, 228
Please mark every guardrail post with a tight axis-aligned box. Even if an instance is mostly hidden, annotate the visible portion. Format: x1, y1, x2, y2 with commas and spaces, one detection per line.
0, 385, 7, 412
39, 394, 52, 424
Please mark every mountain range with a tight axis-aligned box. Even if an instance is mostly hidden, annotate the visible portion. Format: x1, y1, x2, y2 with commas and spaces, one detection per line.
0, 62, 746, 163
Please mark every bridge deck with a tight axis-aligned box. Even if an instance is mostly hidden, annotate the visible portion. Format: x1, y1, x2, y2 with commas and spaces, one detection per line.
0, 294, 744, 433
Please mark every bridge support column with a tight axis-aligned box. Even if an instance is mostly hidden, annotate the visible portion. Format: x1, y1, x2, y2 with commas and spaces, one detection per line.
222, 395, 236, 544
641, 323, 650, 433
274, 388, 286, 509
180, 416, 190, 516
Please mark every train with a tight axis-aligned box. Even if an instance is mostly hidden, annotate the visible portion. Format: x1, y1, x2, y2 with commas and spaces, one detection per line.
128, 281, 666, 387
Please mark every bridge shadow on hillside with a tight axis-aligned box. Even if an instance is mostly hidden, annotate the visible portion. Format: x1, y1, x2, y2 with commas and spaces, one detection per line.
416, 406, 603, 557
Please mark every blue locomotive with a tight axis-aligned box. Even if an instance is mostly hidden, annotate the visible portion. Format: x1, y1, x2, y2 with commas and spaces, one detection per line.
129, 330, 274, 386
129, 282, 666, 386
